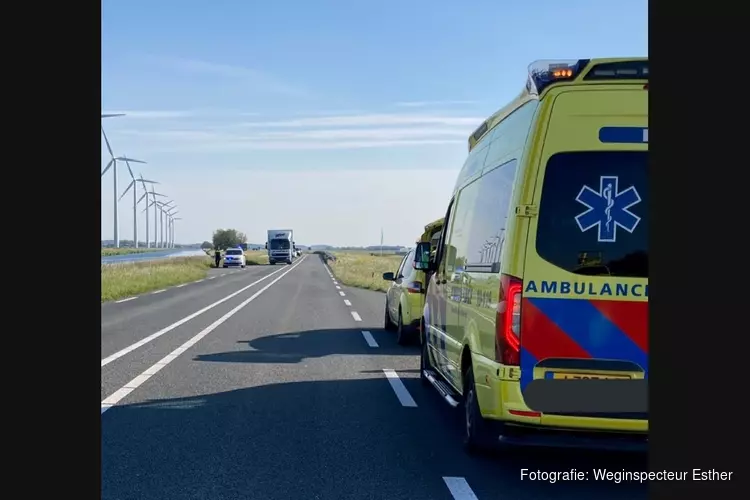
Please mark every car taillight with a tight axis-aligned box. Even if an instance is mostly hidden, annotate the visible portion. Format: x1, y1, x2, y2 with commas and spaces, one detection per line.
495, 274, 522, 366
406, 281, 422, 294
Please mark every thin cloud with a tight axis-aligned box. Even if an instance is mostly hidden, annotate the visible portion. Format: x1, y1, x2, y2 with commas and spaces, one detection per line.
102, 110, 195, 119
144, 138, 464, 152
239, 113, 483, 128
154, 56, 308, 97
395, 100, 478, 107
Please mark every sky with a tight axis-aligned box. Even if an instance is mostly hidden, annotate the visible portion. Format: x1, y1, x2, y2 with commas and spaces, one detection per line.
101, 0, 647, 247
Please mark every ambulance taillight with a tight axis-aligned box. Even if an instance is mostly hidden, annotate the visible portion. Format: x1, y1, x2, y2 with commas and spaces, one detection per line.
495, 274, 522, 366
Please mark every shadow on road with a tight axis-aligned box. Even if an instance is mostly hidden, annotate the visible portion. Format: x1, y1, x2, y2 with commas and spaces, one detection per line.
102, 378, 647, 500
193, 328, 420, 365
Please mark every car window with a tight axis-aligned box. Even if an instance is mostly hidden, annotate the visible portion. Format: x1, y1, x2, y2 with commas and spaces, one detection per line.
226, 249, 243, 256
459, 159, 518, 273
438, 199, 458, 277
395, 254, 408, 278
400, 250, 416, 279
536, 151, 648, 278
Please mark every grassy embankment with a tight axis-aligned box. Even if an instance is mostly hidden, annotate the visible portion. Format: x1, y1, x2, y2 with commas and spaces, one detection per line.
101, 256, 212, 302
101, 249, 276, 302
327, 251, 404, 293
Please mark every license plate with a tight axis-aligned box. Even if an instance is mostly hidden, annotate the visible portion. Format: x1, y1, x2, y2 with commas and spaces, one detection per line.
552, 373, 630, 380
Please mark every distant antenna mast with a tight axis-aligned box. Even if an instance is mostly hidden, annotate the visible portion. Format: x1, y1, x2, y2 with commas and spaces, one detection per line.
380, 227, 383, 256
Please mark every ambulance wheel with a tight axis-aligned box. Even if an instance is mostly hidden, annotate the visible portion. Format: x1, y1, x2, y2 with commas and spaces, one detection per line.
420, 319, 431, 386
463, 365, 492, 454
384, 301, 396, 331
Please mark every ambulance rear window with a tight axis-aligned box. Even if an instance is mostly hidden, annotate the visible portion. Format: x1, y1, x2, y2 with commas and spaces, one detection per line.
536, 151, 648, 278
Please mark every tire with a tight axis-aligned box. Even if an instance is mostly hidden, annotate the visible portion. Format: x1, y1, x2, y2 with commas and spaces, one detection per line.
462, 365, 493, 454
396, 308, 410, 345
420, 318, 432, 386
241, 265, 246, 269
384, 300, 396, 331
222, 265, 227, 268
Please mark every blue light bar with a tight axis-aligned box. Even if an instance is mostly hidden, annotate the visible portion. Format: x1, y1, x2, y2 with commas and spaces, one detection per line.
525, 59, 590, 95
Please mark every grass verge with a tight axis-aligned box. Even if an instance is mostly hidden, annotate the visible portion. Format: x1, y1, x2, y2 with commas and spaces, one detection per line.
101, 256, 212, 302
101, 247, 163, 257
328, 252, 404, 292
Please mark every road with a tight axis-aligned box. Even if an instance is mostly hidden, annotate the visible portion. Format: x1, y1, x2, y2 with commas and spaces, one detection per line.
101, 248, 207, 264
101, 255, 648, 500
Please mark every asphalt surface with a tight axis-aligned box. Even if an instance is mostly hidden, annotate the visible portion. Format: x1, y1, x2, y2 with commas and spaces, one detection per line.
101, 255, 648, 500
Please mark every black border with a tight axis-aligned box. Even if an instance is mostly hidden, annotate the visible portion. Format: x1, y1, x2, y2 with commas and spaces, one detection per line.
651, 0, 745, 497
12, 0, 100, 497
14, 0, 750, 497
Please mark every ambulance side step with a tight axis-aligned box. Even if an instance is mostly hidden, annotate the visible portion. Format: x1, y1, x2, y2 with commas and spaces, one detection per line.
423, 370, 460, 408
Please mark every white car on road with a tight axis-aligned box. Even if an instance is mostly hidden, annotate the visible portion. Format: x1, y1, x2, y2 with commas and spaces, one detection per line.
223, 248, 246, 268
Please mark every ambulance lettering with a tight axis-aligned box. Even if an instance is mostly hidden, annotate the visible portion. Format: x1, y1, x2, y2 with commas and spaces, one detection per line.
525, 280, 648, 298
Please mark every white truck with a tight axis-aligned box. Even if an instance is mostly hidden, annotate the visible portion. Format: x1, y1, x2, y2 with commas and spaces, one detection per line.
266, 229, 295, 265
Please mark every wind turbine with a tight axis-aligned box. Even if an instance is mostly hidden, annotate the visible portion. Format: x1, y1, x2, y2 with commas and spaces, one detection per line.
171, 217, 183, 248
134, 174, 160, 248
101, 125, 145, 248
142, 187, 167, 248
165, 207, 179, 248
153, 200, 174, 248
117, 159, 150, 248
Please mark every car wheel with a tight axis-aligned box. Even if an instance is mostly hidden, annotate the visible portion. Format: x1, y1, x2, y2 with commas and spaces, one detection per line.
463, 365, 492, 454
396, 308, 410, 345
384, 300, 395, 331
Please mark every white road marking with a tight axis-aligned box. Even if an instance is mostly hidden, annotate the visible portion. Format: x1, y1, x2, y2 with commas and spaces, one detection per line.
382, 369, 417, 407
335, 285, 341, 289
221, 274, 227, 277
100, 261, 298, 367
115, 297, 137, 303
195, 279, 205, 283
333, 280, 338, 284
208, 276, 216, 280
151, 289, 166, 294
344, 299, 352, 306
443, 478, 479, 500
351, 311, 362, 321
175, 283, 187, 288
338, 291, 346, 296
361, 330, 378, 347
101, 258, 305, 414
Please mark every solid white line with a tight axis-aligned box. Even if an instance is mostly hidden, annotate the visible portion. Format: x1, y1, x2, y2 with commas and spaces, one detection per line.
382, 369, 417, 407
101, 258, 304, 414
351, 311, 362, 321
361, 330, 378, 347
175, 283, 187, 288
338, 291, 345, 296
443, 478, 479, 500
151, 289, 166, 294
100, 261, 297, 367
115, 297, 137, 303
344, 299, 352, 306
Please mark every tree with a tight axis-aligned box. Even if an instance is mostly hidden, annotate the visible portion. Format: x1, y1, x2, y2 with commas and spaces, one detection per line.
200, 241, 213, 250
212, 229, 247, 250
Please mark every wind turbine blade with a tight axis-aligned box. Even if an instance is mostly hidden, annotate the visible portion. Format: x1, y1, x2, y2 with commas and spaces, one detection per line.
102, 113, 126, 118
101, 126, 115, 158
101, 159, 114, 177
139, 179, 159, 184
124, 159, 135, 180
137, 192, 147, 204
117, 157, 146, 164
119, 181, 134, 201
151, 192, 167, 197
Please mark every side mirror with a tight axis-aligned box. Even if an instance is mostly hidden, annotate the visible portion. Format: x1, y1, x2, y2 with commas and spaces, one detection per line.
413, 242, 432, 271
382, 272, 395, 281
264, 242, 268, 249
